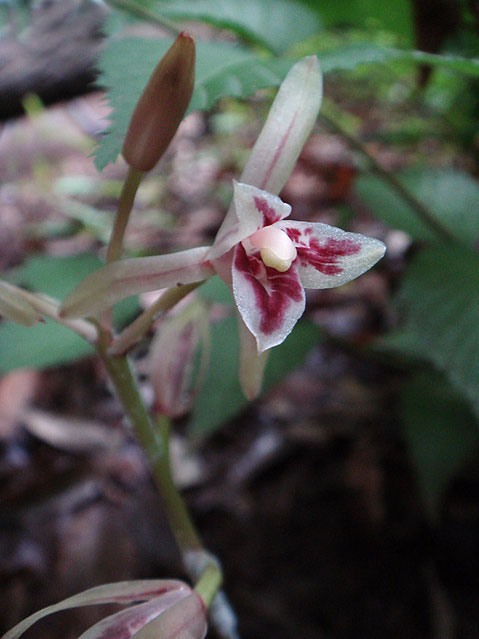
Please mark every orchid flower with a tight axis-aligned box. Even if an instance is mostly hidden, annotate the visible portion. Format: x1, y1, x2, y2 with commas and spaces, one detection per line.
61, 56, 385, 398
1, 579, 207, 639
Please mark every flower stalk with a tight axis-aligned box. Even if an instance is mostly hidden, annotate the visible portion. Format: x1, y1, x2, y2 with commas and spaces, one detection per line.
106, 167, 143, 263
96, 343, 203, 554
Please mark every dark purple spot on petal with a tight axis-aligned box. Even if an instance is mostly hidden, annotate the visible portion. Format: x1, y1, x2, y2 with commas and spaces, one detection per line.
297, 237, 360, 275
234, 245, 303, 334
254, 196, 282, 226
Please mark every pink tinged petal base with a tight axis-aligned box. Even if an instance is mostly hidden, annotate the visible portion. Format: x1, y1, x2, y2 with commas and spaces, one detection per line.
232, 244, 305, 352
132, 592, 207, 639
277, 221, 386, 289
61, 247, 214, 319
77, 591, 192, 639
2, 580, 190, 639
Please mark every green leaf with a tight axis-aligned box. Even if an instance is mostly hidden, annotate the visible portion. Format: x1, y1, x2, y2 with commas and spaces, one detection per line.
396, 247, 479, 415
355, 169, 479, 247
197, 276, 234, 305
319, 44, 479, 75
188, 316, 320, 440
401, 372, 479, 514
305, 0, 414, 45
95, 35, 479, 170
150, 0, 322, 54
7, 254, 103, 299
94, 38, 295, 169
0, 320, 94, 373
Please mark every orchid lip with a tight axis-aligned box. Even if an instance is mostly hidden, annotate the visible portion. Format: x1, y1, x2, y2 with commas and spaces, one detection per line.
245, 226, 297, 272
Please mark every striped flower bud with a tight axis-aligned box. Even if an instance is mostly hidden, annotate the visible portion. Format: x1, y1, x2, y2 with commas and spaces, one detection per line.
149, 299, 209, 418
122, 31, 196, 172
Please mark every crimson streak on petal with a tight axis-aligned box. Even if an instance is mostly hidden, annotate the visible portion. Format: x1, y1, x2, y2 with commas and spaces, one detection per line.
254, 196, 283, 226
288, 232, 361, 276
234, 244, 303, 335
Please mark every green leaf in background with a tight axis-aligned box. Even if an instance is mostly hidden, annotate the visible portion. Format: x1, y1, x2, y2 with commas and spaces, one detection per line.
395, 247, 479, 415
356, 169, 479, 247
95, 33, 479, 171
0, 320, 94, 373
188, 315, 321, 441
149, 0, 322, 54
299, 0, 414, 45
318, 45, 479, 75
401, 372, 479, 514
0, 255, 139, 371
7, 254, 103, 299
198, 276, 234, 306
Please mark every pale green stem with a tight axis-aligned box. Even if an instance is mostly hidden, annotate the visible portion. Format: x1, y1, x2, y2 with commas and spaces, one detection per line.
195, 564, 223, 609
321, 112, 455, 244
106, 167, 143, 264
108, 281, 204, 355
97, 345, 202, 552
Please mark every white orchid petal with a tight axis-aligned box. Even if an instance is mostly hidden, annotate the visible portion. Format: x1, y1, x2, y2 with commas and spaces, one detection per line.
212, 56, 322, 258
0, 281, 40, 326
237, 313, 269, 400
2, 580, 190, 639
277, 221, 386, 289
132, 592, 207, 639
232, 244, 305, 353
77, 591, 191, 639
240, 56, 322, 195
61, 247, 214, 319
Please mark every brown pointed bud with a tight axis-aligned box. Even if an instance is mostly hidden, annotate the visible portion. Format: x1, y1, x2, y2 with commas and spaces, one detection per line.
122, 31, 196, 172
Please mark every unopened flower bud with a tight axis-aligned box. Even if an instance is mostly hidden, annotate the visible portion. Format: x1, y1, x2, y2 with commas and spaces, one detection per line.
149, 299, 209, 418
122, 31, 196, 172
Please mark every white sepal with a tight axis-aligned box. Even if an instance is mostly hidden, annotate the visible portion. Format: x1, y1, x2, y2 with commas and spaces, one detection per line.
240, 56, 322, 196
2, 580, 190, 639
61, 247, 214, 318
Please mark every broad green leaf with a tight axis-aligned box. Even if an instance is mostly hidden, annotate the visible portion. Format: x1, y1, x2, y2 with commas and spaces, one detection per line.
7, 254, 103, 299
396, 247, 479, 415
0, 319, 94, 373
301, 0, 414, 45
319, 44, 479, 75
148, 0, 322, 54
356, 169, 479, 247
401, 372, 479, 514
95, 36, 479, 170
188, 316, 320, 440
